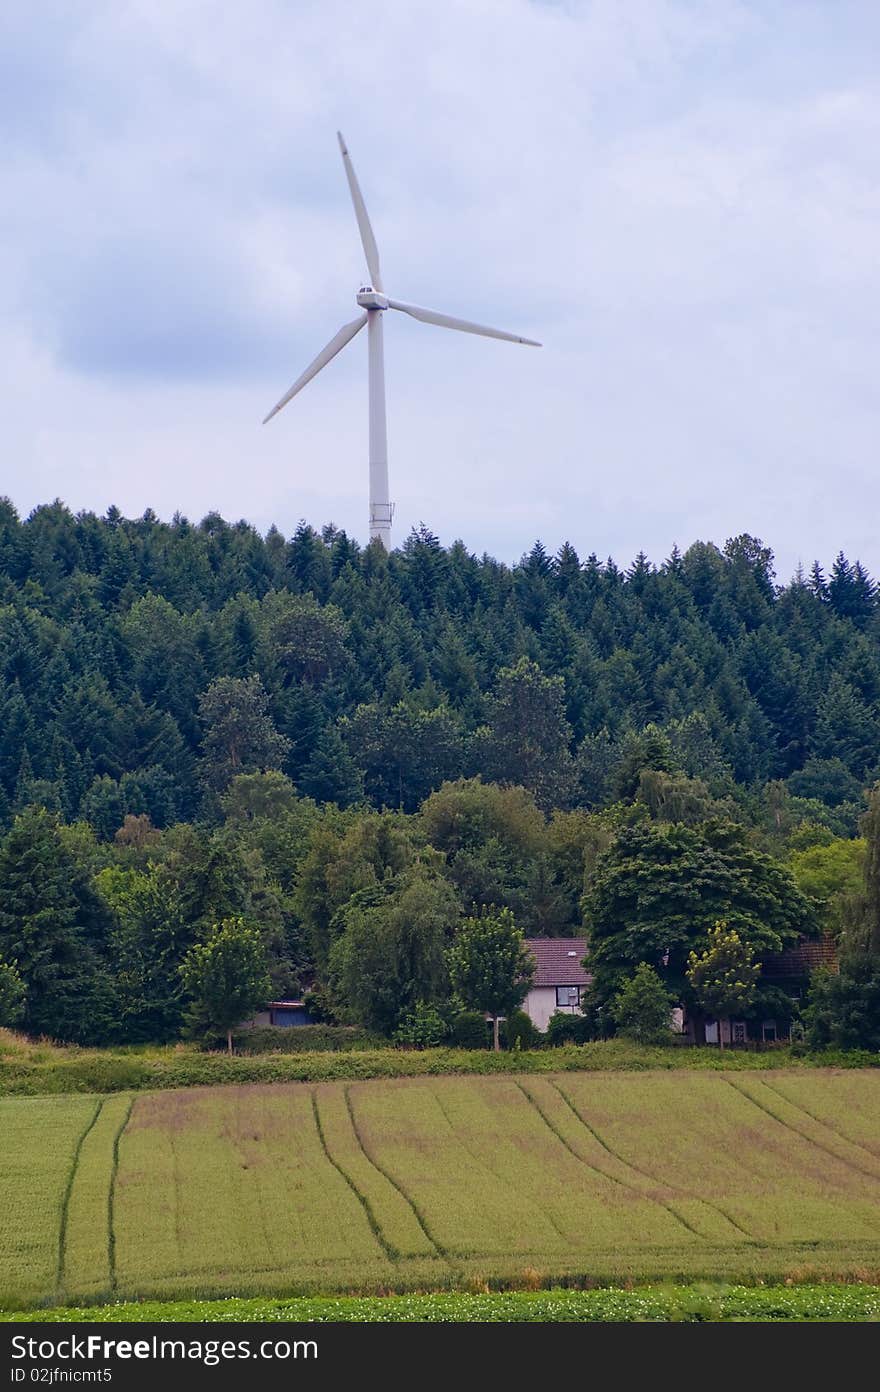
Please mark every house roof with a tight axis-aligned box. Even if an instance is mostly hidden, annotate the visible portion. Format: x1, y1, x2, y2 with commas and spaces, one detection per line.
524, 938, 590, 987
762, 939, 838, 978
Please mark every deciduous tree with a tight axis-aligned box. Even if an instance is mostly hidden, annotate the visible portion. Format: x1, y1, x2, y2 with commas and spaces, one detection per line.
446, 907, 534, 1051
686, 921, 761, 1048
180, 918, 271, 1054
610, 963, 674, 1044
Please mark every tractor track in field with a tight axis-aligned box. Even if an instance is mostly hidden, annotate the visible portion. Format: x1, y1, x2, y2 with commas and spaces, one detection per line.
311, 1090, 400, 1264
514, 1078, 706, 1242
343, 1086, 450, 1267
550, 1080, 756, 1244
428, 1082, 574, 1246
514, 1079, 653, 1198
107, 1097, 135, 1293
55, 1099, 104, 1294
167, 1119, 184, 1269
724, 1077, 880, 1188
754, 1077, 880, 1172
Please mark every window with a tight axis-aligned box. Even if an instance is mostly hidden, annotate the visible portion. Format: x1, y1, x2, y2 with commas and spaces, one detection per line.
732, 1021, 746, 1044
556, 986, 581, 1008
762, 1021, 778, 1043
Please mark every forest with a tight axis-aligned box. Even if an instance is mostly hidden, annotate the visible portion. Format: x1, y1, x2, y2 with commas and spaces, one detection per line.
0, 499, 878, 1048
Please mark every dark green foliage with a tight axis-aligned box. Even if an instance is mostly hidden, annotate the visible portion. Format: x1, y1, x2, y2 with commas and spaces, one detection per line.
1, 503, 879, 1051
476, 658, 574, 810
613, 725, 678, 801
611, 963, 675, 1044
804, 958, 880, 1051
96, 865, 193, 1042
329, 871, 458, 1035
545, 1010, 594, 1045
449, 1010, 490, 1048
341, 701, 464, 811
0, 958, 26, 1025
198, 675, 290, 793
499, 1008, 540, 1050
802, 784, 880, 1049
0, 807, 113, 1043
585, 820, 815, 1005
297, 724, 364, 807
0, 508, 875, 834
862, 784, 880, 957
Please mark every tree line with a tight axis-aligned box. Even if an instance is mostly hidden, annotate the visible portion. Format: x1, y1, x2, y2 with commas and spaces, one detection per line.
0, 500, 878, 1048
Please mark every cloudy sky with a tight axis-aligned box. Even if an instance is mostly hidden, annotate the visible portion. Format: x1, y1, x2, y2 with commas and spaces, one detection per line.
2, 1, 878, 578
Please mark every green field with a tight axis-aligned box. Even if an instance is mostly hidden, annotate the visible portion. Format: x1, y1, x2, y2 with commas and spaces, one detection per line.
2, 1070, 880, 1310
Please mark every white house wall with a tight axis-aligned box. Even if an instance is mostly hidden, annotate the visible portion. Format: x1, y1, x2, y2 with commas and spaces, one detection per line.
524, 986, 582, 1033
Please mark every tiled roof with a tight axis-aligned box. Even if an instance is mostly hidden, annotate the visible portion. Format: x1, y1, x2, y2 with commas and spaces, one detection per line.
762, 939, 838, 978
524, 938, 591, 988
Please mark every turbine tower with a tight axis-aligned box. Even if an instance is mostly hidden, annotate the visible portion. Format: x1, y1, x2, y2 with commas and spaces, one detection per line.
263, 132, 541, 551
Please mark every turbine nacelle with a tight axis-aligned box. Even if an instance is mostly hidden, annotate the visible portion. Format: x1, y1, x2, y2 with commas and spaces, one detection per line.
356, 285, 389, 311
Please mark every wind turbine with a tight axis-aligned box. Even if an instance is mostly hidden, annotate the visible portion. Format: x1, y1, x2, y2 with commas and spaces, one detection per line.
263, 132, 541, 551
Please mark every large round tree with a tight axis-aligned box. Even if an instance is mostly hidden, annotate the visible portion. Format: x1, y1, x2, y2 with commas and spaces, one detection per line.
584, 819, 815, 1006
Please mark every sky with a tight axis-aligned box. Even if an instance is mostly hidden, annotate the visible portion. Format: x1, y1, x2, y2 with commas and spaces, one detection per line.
1, 0, 879, 580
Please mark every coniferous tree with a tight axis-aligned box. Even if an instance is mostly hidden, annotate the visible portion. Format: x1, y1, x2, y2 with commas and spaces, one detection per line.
0, 807, 112, 1041
0, 958, 26, 1026
298, 724, 364, 808
478, 657, 574, 810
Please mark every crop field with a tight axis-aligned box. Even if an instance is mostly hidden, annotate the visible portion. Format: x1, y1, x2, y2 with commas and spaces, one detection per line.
2, 1071, 879, 1309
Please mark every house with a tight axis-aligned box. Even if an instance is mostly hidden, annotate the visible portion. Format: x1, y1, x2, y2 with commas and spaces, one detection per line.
522, 937, 590, 1032
685, 936, 837, 1045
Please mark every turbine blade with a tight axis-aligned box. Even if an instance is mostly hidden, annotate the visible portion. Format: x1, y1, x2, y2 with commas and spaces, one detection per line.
337, 131, 383, 291
387, 299, 540, 346
262, 313, 368, 424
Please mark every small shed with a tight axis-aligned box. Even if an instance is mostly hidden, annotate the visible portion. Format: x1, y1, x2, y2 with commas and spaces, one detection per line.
267, 999, 315, 1027
522, 938, 590, 1033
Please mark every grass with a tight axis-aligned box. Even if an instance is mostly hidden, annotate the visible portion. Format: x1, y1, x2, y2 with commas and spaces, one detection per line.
1, 1069, 880, 1312
1, 1028, 877, 1097
61, 1094, 132, 1298
3, 1283, 880, 1323
0, 1096, 100, 1308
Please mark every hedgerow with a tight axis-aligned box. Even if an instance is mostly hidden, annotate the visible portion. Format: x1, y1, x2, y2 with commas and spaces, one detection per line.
2, 1038, 877, 1097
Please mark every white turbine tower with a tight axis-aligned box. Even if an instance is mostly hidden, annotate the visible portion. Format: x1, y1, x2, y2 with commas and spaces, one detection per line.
263, 132, 541, 551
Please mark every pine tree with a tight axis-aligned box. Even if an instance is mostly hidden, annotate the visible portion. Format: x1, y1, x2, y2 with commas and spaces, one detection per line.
861, 785, 880, 959
0, 807, 112, 1041
298, 725, 364, 808
479, 658, 574, 811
